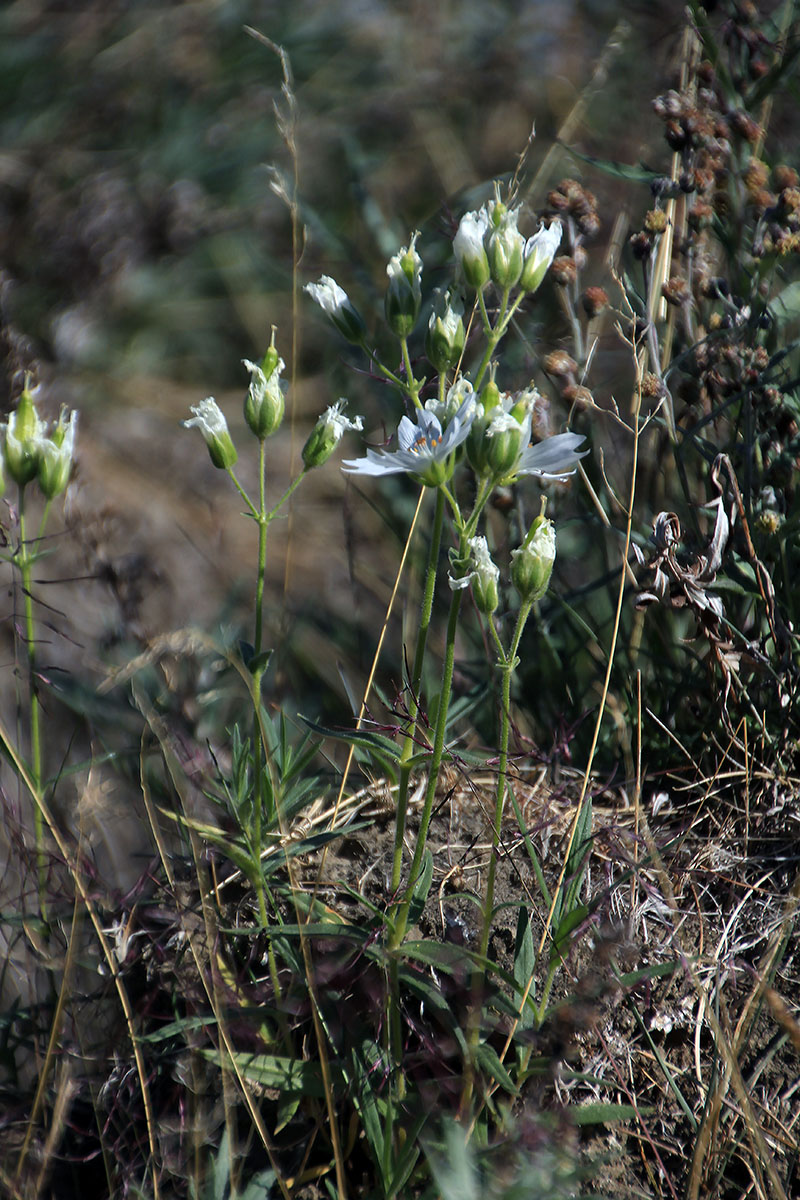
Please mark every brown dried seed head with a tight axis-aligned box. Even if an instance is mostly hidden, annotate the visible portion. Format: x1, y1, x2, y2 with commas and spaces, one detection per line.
662, 276, 691, 306
688, 200, 714, 231
641, 372, 664, 398
562, 384, 594, 411
774, 165, 800, 191
745, 158, 769, 193
630, 231, 652, 260
729, 110, 762, 143
547, 188, 571, 212
550, 255, 578, 286
581, 286, 609, 318
576, 211, 601, 239
644, 209, 669, 234
543, 350, 578, 380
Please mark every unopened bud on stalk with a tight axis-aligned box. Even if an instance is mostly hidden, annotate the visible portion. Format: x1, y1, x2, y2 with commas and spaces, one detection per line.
426, 289, 465, 372
385, 232, 422, 337
448, 534, 499, 615
2, 382, 45, 486
302, 399, 363, 469
511, 514, 556, 603
520, 221, 562, 292
465, 374, 502, 475
184, 398, 238, 469
486, 201, 525, 290
454, 209, 491, 289
304, 275, 366, 344
38, 407, 77, 499
243, 331, 285, 440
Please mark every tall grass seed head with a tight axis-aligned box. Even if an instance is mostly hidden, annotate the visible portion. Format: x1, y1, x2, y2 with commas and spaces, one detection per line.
184, 398, 238, 469
385, 232, 422, 338
454, 208, 491, 289
520, 220, 562, 292
243, 356, 285, 440
302, 399, 363, 469
486, 202, 525, 290
511, 515, 556, 603
449, 534, 499, 615
305, 275, 366, 344
2, 384, 46, 487
37, 407, 77, 499
426, 288, 465, 372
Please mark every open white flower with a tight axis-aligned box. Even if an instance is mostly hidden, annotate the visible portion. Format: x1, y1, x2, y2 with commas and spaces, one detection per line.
342, 394, 476, 488
516, 431, 587, 480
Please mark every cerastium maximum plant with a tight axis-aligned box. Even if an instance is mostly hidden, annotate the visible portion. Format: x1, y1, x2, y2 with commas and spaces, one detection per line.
306, 182, 587, 1122
0, 378, 77, 920
183, 328, 363, 928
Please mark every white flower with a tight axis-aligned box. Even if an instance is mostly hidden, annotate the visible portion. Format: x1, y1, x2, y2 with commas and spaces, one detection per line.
184, 398, 238, 469
424, 376, 475, 424
448, 534, 500, 614
454, 208, 491, 288
302, 399, 363, 468
517, 431, 587, 480
304, 275, 365, 343
520, 220, 562, 292
342, 394, 476, 487
304, 275, 350, 315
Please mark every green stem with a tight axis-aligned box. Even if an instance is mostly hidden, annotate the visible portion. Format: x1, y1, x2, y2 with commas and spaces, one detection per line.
390, 487, 445, 894
478, 598, 532, 964
400, 336, 422, 408
18, 488, 46, 918
390, 581, 463, 948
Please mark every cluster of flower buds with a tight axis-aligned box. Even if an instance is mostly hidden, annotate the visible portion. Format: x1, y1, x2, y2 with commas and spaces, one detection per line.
0, 381, 77, 500
453, 194, 562, 295
186, 332, 363, 474
449, 509, 558, 611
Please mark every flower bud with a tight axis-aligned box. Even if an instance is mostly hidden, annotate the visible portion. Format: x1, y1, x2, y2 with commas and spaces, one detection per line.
2, 384, 45, 487
184, 398, 238, 469
37, 407, 77, 499
465, 377, 500, 476
486, 201, 524, 290
454, 208, 491, 289
519, 220, 562, 292
426, 289, 465, 372
305, 275, 366, 344
385, 232, 422, 338
302, 399, 363, 469
485, 406, 529, 478
448, 535, 499, 615
243, 344, 285, 440
511, 515, 556, 603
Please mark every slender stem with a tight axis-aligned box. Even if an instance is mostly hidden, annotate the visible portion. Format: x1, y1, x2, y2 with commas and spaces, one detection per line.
227, 469, 259, 517
400, 336, 422, 408
390, 487, 445, 893
478, 599, 533, 963
390, 582, 463, 948
254, 440, 267, 659
18, 488, 46, 917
